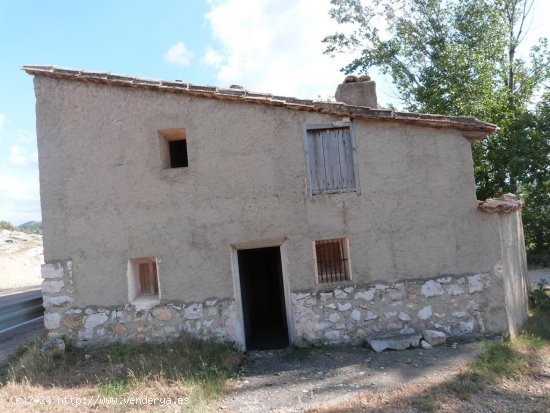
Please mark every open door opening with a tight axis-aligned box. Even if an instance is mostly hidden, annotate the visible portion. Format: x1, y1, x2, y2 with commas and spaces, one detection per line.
237, 246, 289, 350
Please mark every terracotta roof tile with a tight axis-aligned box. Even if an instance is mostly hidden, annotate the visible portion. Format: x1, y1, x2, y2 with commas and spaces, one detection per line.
22, 65, 498, 140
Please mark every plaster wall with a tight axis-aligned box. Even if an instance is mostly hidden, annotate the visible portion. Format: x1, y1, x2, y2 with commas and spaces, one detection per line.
35, 77, 503, 316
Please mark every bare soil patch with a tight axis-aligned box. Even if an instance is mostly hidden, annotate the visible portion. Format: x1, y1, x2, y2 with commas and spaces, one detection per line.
220, 341, 483, 412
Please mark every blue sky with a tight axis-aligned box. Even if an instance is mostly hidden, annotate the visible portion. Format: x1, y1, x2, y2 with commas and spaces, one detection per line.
0, 0, 548, 225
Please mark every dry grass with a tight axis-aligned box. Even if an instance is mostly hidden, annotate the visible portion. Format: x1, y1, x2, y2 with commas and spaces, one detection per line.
0, 335, 243, 412
308, 309, 550, 413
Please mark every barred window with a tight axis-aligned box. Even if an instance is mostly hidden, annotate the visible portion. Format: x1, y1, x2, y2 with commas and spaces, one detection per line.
314, 238, 351, 284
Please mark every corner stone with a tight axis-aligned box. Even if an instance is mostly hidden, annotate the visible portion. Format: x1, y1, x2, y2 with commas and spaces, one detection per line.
42, 280, 64, 294
41, 263, 64, 279
43, 295, 73, 307
422, 329, 447, 346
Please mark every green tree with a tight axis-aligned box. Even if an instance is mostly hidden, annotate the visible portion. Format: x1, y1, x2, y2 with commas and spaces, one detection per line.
324, 0, 550, 261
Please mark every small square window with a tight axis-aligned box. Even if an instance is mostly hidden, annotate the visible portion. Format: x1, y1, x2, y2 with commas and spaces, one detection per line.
128, 257, 160, 310
314, 238, 351, 284
159, 128, 188, 169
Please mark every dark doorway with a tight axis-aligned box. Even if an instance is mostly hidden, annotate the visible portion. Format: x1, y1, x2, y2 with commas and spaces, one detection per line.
237, 247, 289, 350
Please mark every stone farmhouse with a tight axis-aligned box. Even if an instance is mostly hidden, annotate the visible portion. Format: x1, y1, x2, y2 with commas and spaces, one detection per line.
25, 66, 529, 350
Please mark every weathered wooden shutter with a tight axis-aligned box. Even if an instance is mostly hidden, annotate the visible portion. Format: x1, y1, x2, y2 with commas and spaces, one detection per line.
139, 262, 151, 294
306, 126, 356, 194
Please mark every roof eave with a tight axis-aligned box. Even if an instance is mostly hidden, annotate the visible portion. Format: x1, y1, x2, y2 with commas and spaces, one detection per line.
22, 65, 498, 139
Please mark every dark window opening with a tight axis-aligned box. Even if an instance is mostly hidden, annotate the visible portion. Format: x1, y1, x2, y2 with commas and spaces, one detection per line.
315, 238, 351, 284
169, 139, 188, 168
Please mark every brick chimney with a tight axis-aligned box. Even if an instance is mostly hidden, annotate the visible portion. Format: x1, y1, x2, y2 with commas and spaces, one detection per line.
335, 75, 377, 108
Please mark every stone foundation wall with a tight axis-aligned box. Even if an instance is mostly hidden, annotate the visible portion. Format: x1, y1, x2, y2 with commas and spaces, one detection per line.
292, 272, 503, 345
41, 260, 238, 347
42, 260, 505, 348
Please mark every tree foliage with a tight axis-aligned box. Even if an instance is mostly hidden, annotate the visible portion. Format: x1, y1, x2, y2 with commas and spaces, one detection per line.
324, 0, 550, 262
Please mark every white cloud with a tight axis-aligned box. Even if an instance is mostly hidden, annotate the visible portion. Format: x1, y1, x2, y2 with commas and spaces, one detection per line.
0, 113, 4, 131
202, 48, 223, 68
164, 41, 194, 67
204, 0, 360, 99
0, 170, 41, 224
9, 145, 38, 168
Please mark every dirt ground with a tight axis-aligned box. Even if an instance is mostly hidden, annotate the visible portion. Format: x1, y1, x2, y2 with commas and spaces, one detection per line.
220, 341, 483, 412
0, 230, 43, 292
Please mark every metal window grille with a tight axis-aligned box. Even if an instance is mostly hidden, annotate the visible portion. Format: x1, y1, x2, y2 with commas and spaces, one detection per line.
315, 238, 350, 284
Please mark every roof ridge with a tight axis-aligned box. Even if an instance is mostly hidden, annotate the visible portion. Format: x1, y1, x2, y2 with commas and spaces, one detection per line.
22, 65, 498, 140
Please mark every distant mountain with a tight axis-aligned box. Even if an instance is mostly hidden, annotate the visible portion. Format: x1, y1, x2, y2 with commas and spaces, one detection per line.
18, 221, 42, 234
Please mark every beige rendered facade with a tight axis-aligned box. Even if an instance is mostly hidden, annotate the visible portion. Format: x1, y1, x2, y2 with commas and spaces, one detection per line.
25, 66, 529, 350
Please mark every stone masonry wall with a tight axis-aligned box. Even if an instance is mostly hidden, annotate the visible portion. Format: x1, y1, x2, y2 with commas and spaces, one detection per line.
292, 272, 502, 345
41, 260, 238, 347
42, 260, 504, 348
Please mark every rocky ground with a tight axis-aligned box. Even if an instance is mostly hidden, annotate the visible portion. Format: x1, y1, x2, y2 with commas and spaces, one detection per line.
0, 230, 43, 292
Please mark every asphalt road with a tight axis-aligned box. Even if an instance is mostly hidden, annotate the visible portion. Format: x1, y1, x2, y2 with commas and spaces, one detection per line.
0, 317, 44, 368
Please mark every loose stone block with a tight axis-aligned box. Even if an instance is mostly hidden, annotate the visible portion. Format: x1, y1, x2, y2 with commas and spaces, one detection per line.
367, 333, 422, 352
319, 292, 333, 301
422, 329, 447, 346
420, 339, 433, 349
351, 309, 361, 321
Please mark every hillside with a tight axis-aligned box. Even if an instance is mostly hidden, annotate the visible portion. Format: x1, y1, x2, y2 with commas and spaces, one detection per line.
0, 230, 43, 292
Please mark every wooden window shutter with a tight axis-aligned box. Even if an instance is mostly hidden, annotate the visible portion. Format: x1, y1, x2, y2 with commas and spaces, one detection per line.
305, 125, 357, 194
139, 262, 151, 294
